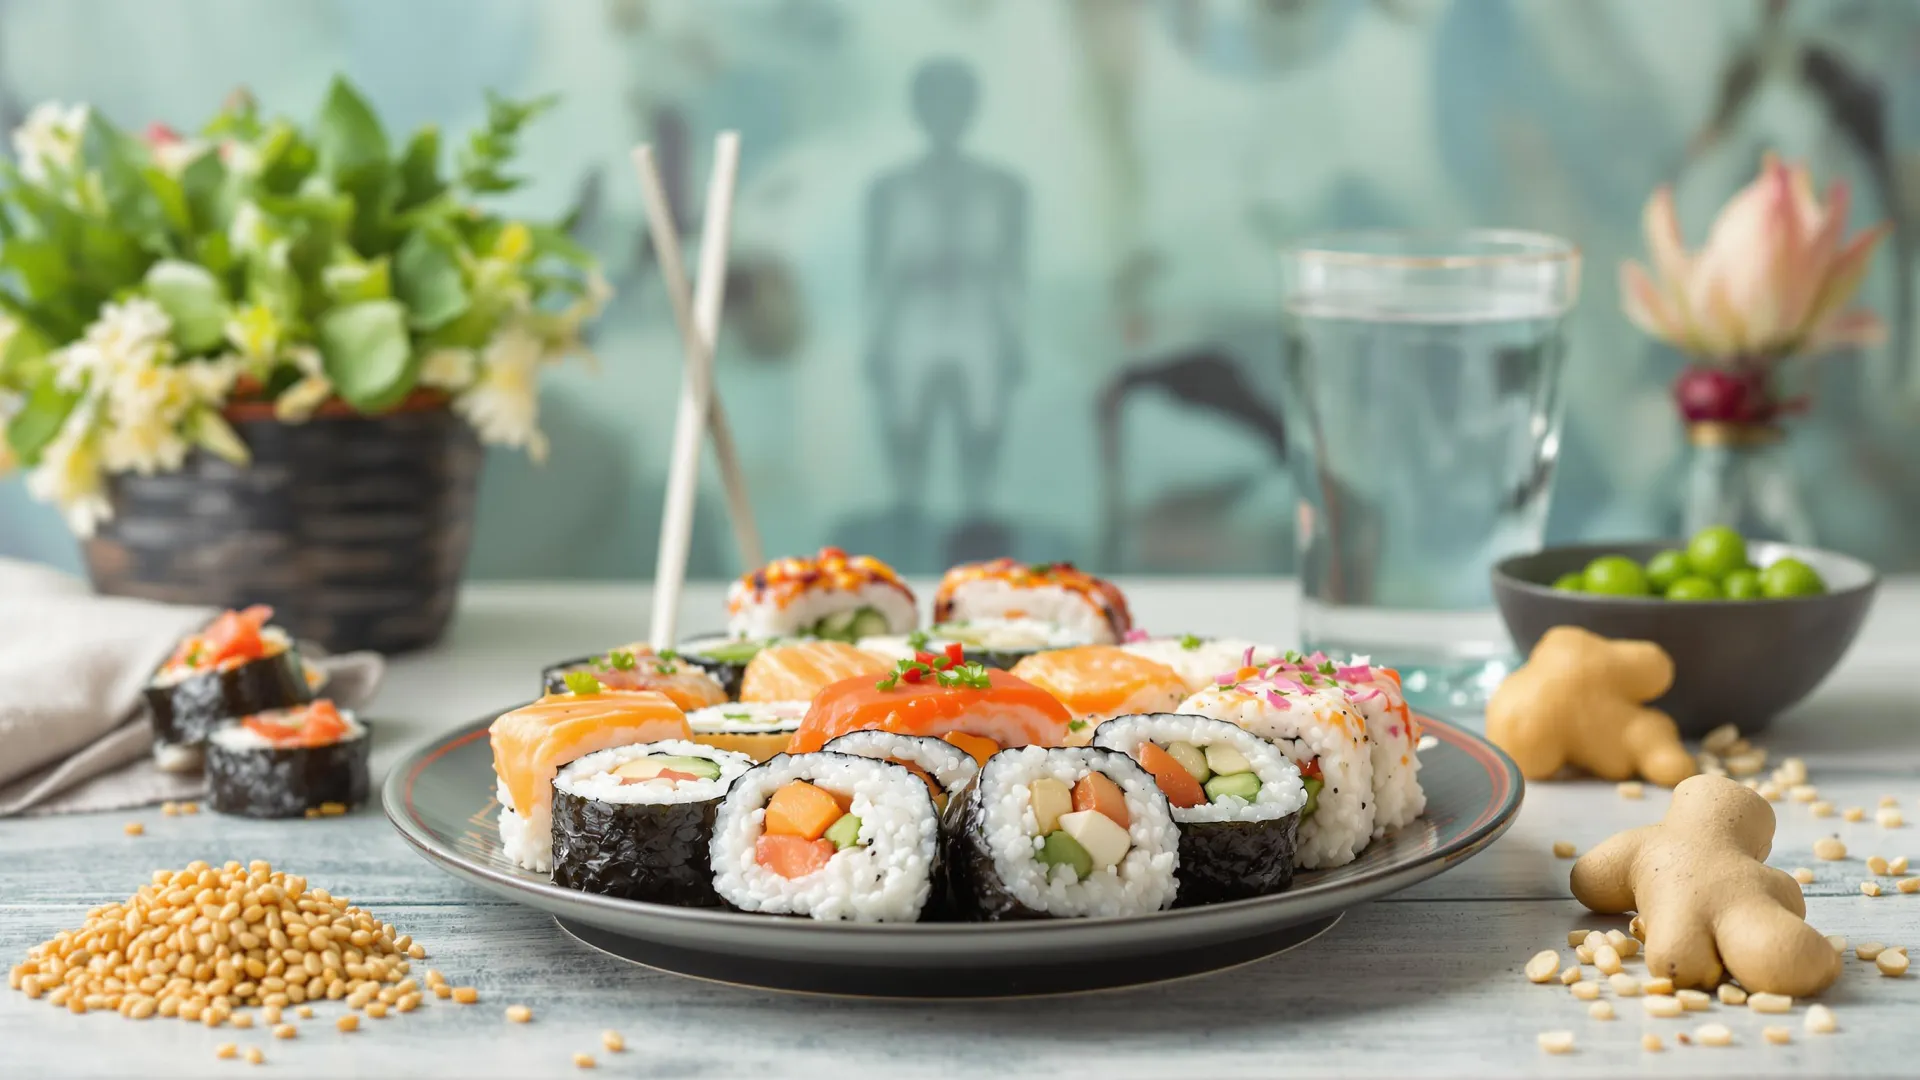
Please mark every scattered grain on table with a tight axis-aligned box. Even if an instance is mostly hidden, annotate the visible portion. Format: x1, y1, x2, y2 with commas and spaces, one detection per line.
1806, 1004, 1838, 1034
1763, 1026, 1792, 1046
602, 1030, 625, 1052
122, 822, 143, 836
1552, 841, 1576, 859
1537, 1031, 1574, 1055
1862, 881, 1883, 897
1716, 984, 1746, 1006
1747, 992, 1792, 1013
1878, 949, 1909, 977
574, 1052, 598, 1069
1844, 807, 1866, 822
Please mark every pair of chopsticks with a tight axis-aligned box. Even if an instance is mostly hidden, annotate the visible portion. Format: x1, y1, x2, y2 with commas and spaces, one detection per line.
631, 132, 763, 650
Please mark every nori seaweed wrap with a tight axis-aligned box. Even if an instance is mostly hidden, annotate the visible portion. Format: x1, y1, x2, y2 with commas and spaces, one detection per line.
1093, 714, 1307, 906
145, 608, 316, 771
672, 635, 779, 699
941, 746, 1180, 921
205, 703, 370, 819
549, 741, 755, 907
542, 643, 734, 709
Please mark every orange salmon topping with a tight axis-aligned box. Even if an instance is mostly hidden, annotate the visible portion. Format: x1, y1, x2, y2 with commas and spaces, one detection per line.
729, 547, 914, 614
489, 692, 692, 817
167, 606, 281, 672
243, 699, 349, 748
1009, 647, 1185, 718
931, 559, 1132, 636
790, 669, 1073, 754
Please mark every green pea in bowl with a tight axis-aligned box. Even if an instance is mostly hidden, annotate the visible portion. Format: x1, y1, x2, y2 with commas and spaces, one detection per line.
1491, 540, 1878, 736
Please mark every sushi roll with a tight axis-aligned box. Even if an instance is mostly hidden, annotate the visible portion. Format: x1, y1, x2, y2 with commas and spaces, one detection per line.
858, 620, 1091, 671
727, 547, 917, 642
489, 692, 694, 872
1178, 668, 1375, 869
1120, 636, 1284, 695
205, 700, 370, 819
789, 648, 1074, 762
933, 559, 1133, 645
943, 746, 1180, 920
550, 740, 756, 907
737, 640, 892, 703
541, 645, 728, 712
1008, 647, 1188, 735
821, 731, 980, 813
687, 700, 809, 762
1093, 714, 1305, 905
1265, 653, 1426, 837
144, 605, 317, 772
673, 634, 785, 698
709, 752, 941, 922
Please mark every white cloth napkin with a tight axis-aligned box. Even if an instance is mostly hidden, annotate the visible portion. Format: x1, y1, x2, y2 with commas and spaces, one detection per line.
0, 558, 384, 816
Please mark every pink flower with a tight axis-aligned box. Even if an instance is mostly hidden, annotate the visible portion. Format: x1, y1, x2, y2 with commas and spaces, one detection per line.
1621, 154, 1889, 361
144, 122, 181, 146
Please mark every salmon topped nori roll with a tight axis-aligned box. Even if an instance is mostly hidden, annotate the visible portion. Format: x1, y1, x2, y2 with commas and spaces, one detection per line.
727, 547, 917, 643
144, 605, 317, 772
206, 699, 370, 819
1009, 647, 1188, 735
788, 651, 1073, 760
737, 640, 892, 703
933, 559, 1133, 645
541, 644, 728, 712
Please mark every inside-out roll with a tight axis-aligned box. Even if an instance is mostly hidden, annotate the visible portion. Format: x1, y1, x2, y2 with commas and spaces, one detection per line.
709, 752, 941, 922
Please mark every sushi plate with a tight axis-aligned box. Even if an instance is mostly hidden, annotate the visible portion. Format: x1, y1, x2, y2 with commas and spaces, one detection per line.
384, 712, 1522, 998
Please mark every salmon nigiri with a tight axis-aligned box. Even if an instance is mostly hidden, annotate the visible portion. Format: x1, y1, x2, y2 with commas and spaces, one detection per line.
789, 667, 1073, 758
489, 691, 692, 871
738, 641, 892, 703
1009, 646, 1187, 738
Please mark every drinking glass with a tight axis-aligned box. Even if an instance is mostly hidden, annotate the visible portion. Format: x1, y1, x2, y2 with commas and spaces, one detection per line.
1279, 230, 1581, 715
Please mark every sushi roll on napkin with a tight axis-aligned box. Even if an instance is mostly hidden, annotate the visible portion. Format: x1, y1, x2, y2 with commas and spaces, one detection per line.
205, 699, 370, 819
490, 692, 694, 872
541, 645, 728, 712
1179, 666, 1375, 869
144, 605, 318, 772
727, 548, 917, 643
550, 740, 756, 906
933, 559, 1133, 646
1008, 647, 1188, 736
686, 700, 810, 762
788, 646, 1074, 761
1093, 714, 1305, 904
710, 752, 942, 922
943, 746, 1180, 920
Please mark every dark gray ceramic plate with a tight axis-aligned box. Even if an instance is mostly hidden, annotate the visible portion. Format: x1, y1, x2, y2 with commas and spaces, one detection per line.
384, 712, 1521, 997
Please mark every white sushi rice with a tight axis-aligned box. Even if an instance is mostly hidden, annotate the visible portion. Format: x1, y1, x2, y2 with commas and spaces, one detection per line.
1120, 637, 1284, 695
497, 793, 552, 873
1178, 685, 1375, 869
152, 741, 204, 773
942, 580, 1120, 645
727, 580, 916, 640
554, 740, 754, 805
710, 752, 938, 922
970, 746, 1180, 916
687, 701, 809, 736
821, 731, 979, 794
1091, 714, 1305, 824
1333, 664, 1426, 837
207, 708, 368, 750
857, 618, 1091, 662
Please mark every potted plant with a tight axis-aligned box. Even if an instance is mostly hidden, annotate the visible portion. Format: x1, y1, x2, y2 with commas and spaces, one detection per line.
1620, 153, 1887, 543
0, 79, 607, 652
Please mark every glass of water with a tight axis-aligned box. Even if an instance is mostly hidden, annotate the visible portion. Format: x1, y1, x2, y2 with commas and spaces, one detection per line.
1279, 230, 1581, 716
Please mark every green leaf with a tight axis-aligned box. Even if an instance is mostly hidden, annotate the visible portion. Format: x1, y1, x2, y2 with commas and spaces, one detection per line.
144, 260, 229, 354
393, 228, 468, 330
178, 149, 227, 233
322, 256, 391, 304
255, 120, 318, 194
395, 126, 443, 211
1, 238, 76, 303
314, 77, 390, 180
5, 382, 79, 465
141, 165, 193, 239
185, 406, 250, 465
317, 299, 414, 411
527, 224, 593, 267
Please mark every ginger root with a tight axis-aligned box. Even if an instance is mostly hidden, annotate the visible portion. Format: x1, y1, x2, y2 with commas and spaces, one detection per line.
1570, 774, 1841, 997
1486, 626, 1695, 786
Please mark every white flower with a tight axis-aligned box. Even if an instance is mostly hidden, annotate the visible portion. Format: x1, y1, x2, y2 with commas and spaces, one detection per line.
228, 201, 271, 257
454, 322, 549, 461
419, 347, 477, 391
273, 346, 333, 422
97, 356, 239, 475
0, 389, 21, 473
150, 137, 207, 177
12, 102, 88, 183
25, 401, 110, 536
53, 298, 176, 394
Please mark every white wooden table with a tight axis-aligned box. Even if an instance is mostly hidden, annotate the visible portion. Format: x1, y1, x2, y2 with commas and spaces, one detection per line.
6, 579, 1920, 1078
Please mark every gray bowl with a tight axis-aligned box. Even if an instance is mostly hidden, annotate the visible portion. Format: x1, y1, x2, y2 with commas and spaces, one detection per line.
1491, 541, 1878, 736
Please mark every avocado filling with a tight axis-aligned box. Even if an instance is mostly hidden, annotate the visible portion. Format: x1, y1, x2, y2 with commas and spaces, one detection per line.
1134, 739, 1262, 810
610, 753, 723, 786
804, 607, 892, 643
1029, 773, 1134, 882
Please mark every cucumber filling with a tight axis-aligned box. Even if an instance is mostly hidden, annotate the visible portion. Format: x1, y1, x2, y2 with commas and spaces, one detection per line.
805, 606, 890, 642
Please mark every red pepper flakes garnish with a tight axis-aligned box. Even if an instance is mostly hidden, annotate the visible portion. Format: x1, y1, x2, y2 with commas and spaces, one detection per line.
943, 643, 965, 666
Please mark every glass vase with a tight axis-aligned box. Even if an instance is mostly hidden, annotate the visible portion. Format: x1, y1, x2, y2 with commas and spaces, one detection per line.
1681, 422, 1814, 545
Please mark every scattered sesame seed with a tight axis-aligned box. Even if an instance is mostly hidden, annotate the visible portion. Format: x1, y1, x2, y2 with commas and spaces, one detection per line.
452, 987, 478, 1004
1574, 944, 1594, 964
1643, 977, 1674, 996
602, 1030, 625, 1052
273, 1024, 295, 1040
1792, 867, 1815, 884
1756, 783, 1782, 802
1892, 856, 1910, 875
216, 1043, 237, 1060
1878, 950, 1909, 977
1811, 801, 1835, 818
1628, 915, 1646, 942
1881, 796, 1901, 808
1805, 1004, 1837, 1034
161, 802, 179, 817
1594, 945, 1623, 975
1857, 942, 1886, 961
244, 1047, 264, 1065
1587, 1001, 1614, 1021
1844, 807, 1866, 822
1641, 1034, 1664, 1052
1814, 836, 1848, 860
1862, 881, 1883, 897
1643, 994, 1683, 1018
337, 1014, 359, 1033
1789, 784, 1819, 803
1559, 966, 1583, 986
122, 822, 143, 836
573, 1052, 597, 1069
1878, 808, 1904, 828
1610, 973, 1642, 997
1570, 980, 1600, 1001
1763, 1026, 1792, 1046
1695, 1023, 1733, 1047
1828, 935, 1848, 953
1701, 724, 1740, 755
1748, 992, 1792, 1013
1616, 782, 1644, 800
1552, 841, 1576, 859
1716, 984, 1746, 1006
296, 1006, 312, 1020
1676, 989, 1711, 1011
1898, 877, 1920, 894
1537, 1031, 1574, 1055
506, 1004, 533, 1023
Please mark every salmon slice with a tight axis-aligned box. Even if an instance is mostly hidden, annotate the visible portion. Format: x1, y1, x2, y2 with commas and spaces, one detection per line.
1009, 646, 1187, 722
489, 692, 692, 817
789, 669, 1073, 754
589, 669, 727, 712
739, 641, 892, 703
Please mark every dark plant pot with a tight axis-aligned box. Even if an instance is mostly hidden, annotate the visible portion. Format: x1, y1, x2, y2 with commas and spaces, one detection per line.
84, 400, 482, 654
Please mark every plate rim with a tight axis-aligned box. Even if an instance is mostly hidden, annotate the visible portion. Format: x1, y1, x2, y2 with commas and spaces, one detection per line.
382, 706, 1523, 936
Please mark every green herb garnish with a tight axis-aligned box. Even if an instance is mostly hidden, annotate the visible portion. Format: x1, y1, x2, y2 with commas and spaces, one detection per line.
605, 650, 638, 671
906, 630, 931, 651
876, 657, 993, 692
1067, 719, 1089, 733
1026, 563, 1054, 577
1318, 660, 1337, 676
1177, 634, 1204, 651
722, 712, 751, 721
563, 671, 602, 695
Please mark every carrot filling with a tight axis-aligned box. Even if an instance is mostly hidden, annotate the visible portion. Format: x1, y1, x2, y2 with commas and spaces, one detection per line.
760, 780, 865, 877
1029, 771, 1133, 882
941, 731, 999, 766
1134, 740, 1265, 808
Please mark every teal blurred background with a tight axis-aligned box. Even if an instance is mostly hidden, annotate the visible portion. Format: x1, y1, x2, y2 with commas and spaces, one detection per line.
2, 0, 1918, 578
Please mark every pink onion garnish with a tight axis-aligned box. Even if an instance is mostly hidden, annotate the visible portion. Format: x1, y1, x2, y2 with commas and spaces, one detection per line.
1123, 628, 1150, 644
1264, 690, 1293, 711
1335, 665, 1373, 683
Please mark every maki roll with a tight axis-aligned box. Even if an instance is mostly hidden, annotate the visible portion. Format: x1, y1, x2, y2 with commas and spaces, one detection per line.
687, 700, 809, 762
709, 752, 941, 922
540, 645, 728, 712
943, 746, 1180, 920
737, 640, 892, 703
550, 740, 756, 907
933, 560, 1133, 645
1179, 668, 1375, 869
858, 620, 1091, 671
789, 650, 1073, 762
727, 547, 917, 642
145, 606, 317, 772
820, 731, 980, 813
490, 692, 694, 872
1263, 653, 1426, 838
1008, 647, 1189, 735
205, 700, 370, 819
1093, 714, 1305, 905
1121, 636, 1284, 695
673, 634, 785, 698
